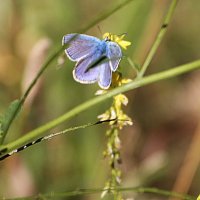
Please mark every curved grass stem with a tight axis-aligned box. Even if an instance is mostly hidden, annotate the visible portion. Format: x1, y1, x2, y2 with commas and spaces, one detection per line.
0, 59, 200, 160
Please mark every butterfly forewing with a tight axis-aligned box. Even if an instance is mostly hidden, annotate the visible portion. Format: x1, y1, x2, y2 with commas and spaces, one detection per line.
73, 51, 104, 83
62, 34, 101, 61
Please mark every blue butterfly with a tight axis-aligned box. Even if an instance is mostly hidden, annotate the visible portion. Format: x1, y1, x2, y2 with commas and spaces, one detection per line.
62, 33, 122, 89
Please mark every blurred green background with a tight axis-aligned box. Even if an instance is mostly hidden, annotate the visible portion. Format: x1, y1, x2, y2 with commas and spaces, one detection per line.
0, 0, 200, 199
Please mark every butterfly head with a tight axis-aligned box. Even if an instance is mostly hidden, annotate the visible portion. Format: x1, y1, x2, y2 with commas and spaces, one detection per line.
103, 32, 112, 42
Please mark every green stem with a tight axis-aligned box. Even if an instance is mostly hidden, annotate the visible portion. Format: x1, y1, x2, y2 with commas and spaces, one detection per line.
0, 0, 135, 144
4, 187, 195, 200
138, 0, 179, 78
0, 47, 63, 145
1, 59, 200, 159
80, 0, 135, 33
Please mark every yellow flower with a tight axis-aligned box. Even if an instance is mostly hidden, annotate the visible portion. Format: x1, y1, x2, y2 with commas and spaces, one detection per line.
111, 72, 132, 88
103, 32, 131, 50
98, 93, 133, 129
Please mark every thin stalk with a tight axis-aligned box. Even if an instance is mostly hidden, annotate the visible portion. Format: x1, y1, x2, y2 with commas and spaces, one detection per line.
4, 187, 195, 200
0, 59, 200, 159
0, 119, 116, 161
80, 0, 135, 33
138, 0, 179, 78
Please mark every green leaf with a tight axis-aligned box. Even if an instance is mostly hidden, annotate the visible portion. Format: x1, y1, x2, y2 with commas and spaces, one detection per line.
0, 99, 20, 144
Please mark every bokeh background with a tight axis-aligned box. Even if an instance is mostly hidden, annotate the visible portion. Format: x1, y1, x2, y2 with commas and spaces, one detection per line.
0, 0, 200, 199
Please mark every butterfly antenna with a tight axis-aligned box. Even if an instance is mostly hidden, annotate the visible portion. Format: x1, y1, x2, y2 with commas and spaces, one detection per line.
97, 25, 103, 36
118, 32, 127, 37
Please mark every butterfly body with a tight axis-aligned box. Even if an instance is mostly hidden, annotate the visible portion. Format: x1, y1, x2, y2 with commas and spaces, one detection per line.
62, 33, 122, 89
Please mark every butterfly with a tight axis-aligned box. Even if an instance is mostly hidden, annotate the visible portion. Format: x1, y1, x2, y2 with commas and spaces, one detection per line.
62, 33, 122, 89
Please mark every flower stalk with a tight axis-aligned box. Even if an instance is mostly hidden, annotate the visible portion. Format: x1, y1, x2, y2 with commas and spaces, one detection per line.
98, 72, 133, 200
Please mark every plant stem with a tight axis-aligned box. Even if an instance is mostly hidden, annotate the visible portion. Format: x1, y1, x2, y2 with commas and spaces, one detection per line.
80, 0, 135, 33
3, 187, 195, 200
138, 0, 179, 78
0, 59, 200, 159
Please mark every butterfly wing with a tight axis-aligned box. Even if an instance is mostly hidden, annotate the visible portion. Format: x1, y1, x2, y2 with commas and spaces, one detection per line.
62, 33, 101, 61
98, 62, 112, 89
73, 50, 105, 84
63, 33, 113, 89
106, 42, 122, 72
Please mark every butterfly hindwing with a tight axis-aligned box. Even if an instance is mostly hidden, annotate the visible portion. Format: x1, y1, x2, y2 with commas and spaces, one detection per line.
62, 34, 102, 61
98, 62, 112, 89
106, 42, 122, 72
